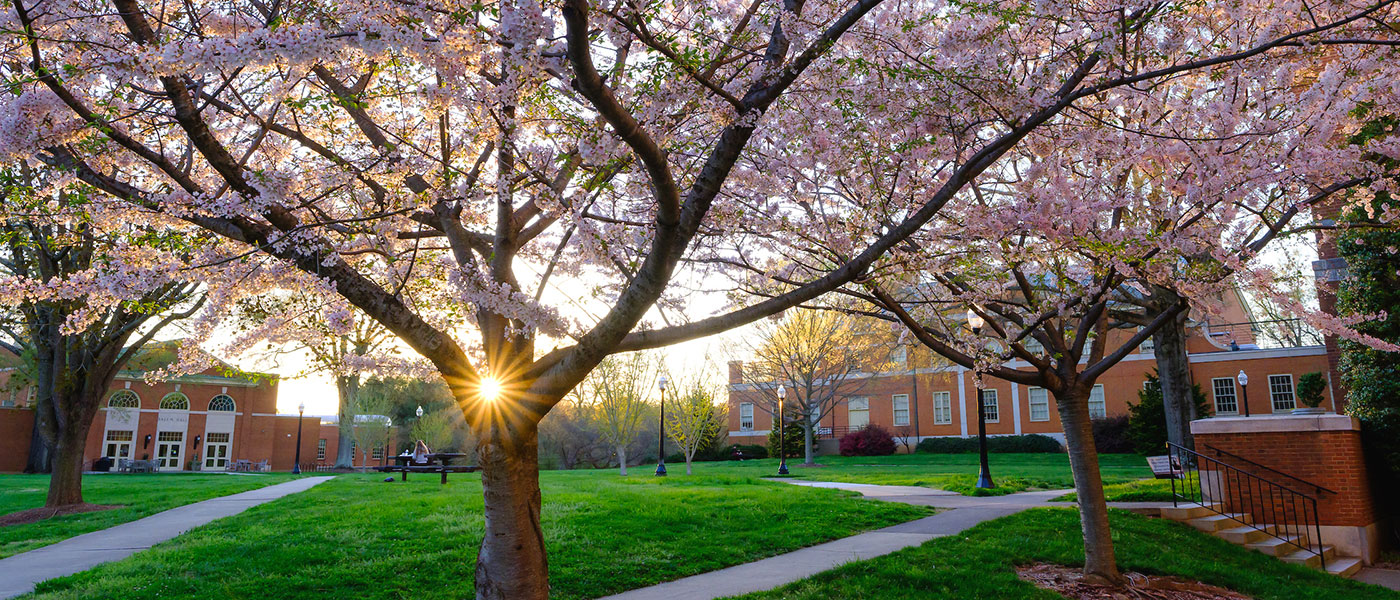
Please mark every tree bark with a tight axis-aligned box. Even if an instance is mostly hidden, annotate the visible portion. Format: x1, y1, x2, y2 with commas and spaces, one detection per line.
1054, 384, 1124, 585
334, 374, 359, 469
685, 456, 693, 475
45, 389, 101, 507
802, 421, 815, 465
24, 399, 54, 473
1153, 310, 1196, 450
616, 445, 628, 476
475, 422, 549, 600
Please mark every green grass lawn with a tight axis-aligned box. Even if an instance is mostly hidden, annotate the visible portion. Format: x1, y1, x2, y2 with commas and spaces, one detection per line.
1053, 476, 1187, 503
0, 473, 304, 558
22, 471, 931, 600
689, 453, 1154, 496
728, 507, 1397, 600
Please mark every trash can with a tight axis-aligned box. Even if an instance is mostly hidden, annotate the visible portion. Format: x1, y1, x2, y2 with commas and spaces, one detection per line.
93, 456, 114, 472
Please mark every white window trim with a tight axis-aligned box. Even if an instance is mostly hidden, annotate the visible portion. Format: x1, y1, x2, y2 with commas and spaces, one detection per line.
892, 394, 910, 426
1211, 377, 1239, 415
980, 389, 999, 423
932, 391, 952, 425
1088, 384, 1107, 420
1028, 387, 1050, 422
739, 402, 755, 431
1267, 374, 1296, 413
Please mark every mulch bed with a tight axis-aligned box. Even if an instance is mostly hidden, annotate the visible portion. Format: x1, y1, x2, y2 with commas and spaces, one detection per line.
1017, 563, 1252, 600
0, 503, 123, 527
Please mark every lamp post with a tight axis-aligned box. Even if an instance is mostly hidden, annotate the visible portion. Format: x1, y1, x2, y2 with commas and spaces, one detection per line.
382, 418, 392, 467
967, 309, 995, 489
656, 376, 668, 476
292, 401, 305, 474
1237, 370, 1251, 417
777, 385, 790, 475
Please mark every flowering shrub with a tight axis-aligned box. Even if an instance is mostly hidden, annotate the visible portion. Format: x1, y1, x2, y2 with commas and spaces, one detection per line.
839, 425, 896, 457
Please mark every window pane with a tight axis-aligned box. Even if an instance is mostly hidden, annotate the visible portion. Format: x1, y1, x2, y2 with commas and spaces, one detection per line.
1212, 378, 1238, 414
740, 403, 754, 430
1029, 388, 1050, 422
932, 392, 952, 425
1269, 375, 1296, 411
1088, 385, 1106, 420
981, 390, 998, 422
893, 395, 909, 426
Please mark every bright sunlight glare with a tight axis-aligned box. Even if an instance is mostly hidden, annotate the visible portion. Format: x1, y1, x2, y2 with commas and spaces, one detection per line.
480, 376, 503, 402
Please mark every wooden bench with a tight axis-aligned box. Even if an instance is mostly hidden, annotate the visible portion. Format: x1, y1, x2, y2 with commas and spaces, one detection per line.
1146, 455, 1184, 479
374, 452, 478, 484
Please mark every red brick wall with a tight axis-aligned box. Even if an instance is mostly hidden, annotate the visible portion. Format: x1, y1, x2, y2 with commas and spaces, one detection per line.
0, 408, 35, 472
1194, 427, 1375, 527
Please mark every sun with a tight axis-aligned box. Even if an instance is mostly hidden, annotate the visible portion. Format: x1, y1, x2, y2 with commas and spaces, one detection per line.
479, 376, 503, 402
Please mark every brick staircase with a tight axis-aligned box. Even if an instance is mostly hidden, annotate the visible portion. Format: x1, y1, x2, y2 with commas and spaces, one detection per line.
1160, 502, 1364, 578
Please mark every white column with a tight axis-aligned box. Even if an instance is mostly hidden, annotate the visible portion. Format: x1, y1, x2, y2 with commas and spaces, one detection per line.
956, 367, 969, 437
1011, 383, 1022, 435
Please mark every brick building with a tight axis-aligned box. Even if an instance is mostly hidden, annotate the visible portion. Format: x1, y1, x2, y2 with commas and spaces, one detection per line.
0, 346, 393, 473
727, 296, 1335, 449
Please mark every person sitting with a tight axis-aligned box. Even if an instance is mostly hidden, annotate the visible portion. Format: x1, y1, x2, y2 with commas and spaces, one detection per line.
411, 440, 432, 465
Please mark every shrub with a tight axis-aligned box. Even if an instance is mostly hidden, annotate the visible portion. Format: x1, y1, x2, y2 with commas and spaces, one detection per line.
1126, 372, 1212, 455
839, 425, 897, 456
725, 444, 768, 460
916, 434, 1063, 454
1092, 416, 1134, 454
1297, 372, 1327, 408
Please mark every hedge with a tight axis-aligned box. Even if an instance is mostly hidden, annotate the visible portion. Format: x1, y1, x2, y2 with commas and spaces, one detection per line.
916, 434, 1063, 454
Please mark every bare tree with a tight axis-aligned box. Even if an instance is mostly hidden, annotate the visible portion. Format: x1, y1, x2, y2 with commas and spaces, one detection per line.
741, 309, 882, 465
665, 371, 724, 475
582, 352, 661, 475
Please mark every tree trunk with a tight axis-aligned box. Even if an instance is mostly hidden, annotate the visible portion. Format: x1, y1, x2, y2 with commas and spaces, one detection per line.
334, 374, 359, 469
1153, 310, 1196, 450
803, 421, 815, 465
1054, 384, 1124, 585
46, 393, 98, 507
475, 422, 549, 600
685, 456, 693, 475
24, 405, 53, 473
616, 445, 628, 476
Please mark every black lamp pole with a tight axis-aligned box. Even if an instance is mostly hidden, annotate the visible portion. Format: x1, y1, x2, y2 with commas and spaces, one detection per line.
1238, 370, 1251, 417
656, 376, 668, 476
968, 310, 994, 489
777, 385, 789, 475
292, 401, 305, 474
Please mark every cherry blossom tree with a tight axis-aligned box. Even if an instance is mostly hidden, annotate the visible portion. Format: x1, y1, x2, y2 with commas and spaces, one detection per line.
4, 0, 1398, 595
0, 170, 226, 507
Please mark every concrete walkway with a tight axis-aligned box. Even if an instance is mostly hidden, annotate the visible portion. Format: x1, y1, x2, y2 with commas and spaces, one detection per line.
1356, 568, 1400, 591
0, 476, 334, 599
599, 481, 1090, 600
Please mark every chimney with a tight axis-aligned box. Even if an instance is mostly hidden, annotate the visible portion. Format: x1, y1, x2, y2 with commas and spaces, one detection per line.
728, 360, 743, 384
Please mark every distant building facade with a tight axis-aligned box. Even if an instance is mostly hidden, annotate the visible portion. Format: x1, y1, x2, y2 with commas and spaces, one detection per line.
727, 295, 1335, 449
0, 347, 394, 473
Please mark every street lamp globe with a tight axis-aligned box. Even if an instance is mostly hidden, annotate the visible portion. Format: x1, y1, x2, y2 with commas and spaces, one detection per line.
297, 401, 305, 414
658, 375, 668, 391
966, 309, 985, 333
776, 385, 786, 400
416, 405, 424, 418
1237, 370, 1248, 387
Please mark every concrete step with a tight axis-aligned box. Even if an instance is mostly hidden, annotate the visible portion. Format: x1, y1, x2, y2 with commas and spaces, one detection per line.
1215, 525, 1274, 544
1160, 503, 1222, 521
1246, 535, 1309, 557
1325, 557, 1364, 578
1188, 513, 1250, 532
1279, 545, 1336, 568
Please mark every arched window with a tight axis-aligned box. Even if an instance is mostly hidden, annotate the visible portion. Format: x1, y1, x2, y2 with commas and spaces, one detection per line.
208, 395, 236, 412
159, 392, 190, 410
108, 390, 140, 409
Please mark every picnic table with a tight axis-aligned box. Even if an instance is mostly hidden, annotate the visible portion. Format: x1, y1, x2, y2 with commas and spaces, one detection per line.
375, 452, 478, 484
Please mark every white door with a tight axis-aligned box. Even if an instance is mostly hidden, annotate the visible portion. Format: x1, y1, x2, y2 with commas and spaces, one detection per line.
156, 431, 184, 470
104, 430, 134, 460
203, 432, 231, 469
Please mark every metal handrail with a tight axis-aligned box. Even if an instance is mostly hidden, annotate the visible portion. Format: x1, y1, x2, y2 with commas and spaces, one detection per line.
1202, 444, 1337, 496
1167, 442, 1326, 570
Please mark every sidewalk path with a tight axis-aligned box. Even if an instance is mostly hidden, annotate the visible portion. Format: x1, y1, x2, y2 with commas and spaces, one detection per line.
0, 476, 334, 599
599, 481, 1138, 600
